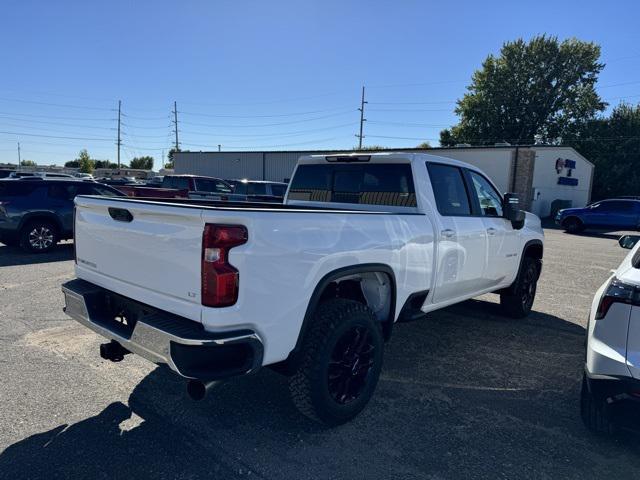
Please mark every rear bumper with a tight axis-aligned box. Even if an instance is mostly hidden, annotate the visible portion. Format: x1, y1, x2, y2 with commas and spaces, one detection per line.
62, 279, 263, 381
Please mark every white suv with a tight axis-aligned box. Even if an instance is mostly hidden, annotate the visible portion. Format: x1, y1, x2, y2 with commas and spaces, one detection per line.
582, 234, 640, 433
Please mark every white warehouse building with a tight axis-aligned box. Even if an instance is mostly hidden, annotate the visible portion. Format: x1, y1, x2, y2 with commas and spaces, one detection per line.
174, 145, 593, 218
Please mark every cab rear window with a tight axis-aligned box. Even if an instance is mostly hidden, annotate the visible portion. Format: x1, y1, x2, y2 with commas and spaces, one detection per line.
288, 164, 416, 207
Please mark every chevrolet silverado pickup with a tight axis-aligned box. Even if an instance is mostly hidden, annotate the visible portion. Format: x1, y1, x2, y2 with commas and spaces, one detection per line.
62, 152, 544, 425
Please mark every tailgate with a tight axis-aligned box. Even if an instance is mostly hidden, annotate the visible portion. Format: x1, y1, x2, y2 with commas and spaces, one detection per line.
74, 196, 205, 322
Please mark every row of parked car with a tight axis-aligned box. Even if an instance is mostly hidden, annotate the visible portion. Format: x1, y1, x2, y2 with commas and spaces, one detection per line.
0, 174, 288, 253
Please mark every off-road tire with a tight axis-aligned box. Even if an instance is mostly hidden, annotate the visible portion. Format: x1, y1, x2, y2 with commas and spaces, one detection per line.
289, 298, 384, 426
500, 256, 539, 318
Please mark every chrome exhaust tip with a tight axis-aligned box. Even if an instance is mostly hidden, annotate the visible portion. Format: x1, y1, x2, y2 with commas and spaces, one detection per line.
186, 379, 221, 401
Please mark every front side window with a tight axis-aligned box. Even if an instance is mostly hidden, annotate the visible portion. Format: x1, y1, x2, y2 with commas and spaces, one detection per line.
469, 171, 503, 217
288, 163, 416, 207
426, 163, 471, 216
247, 183, 267, 195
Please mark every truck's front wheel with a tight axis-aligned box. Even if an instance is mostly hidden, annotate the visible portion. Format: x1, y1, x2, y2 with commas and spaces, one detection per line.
289, 298, 384, 426
500, 256, 539, 318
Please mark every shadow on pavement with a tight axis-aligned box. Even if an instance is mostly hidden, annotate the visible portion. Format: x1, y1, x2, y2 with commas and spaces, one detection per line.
2, 298, 639, 479
0, 243, 74, 267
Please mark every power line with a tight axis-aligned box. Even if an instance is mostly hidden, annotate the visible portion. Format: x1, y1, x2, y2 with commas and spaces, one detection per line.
368, 100, 456, 105
367, 120, 451, 128
0, 115, 116, 130
0, 97, 115, 111
0, 130, 113, 141
178, 106, 353, 119
180, 111, 355, 129
367, 107, 453, 112
0, 111, 114, 122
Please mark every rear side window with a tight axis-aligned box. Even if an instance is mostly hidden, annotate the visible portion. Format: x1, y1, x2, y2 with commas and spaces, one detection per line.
288, 164, 416, 207
426, 163, 471, 216
0, 182, 39, 197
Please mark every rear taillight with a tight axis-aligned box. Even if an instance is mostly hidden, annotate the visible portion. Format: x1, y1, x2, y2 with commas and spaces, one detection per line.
201, 224, 247, 307
595, 277, 640, 320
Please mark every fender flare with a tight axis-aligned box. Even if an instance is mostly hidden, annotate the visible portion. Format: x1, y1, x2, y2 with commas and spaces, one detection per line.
506, 239, 543, 293
285, 263, 397, 367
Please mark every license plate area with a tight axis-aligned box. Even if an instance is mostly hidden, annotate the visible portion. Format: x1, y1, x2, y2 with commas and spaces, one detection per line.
85, 291, 156, 340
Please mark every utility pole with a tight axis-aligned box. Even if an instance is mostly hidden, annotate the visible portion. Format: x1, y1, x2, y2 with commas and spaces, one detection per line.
173, 101, 179, 151
17, 142, 21, 171
117, 100, 122, 169
356, 86, 367, 150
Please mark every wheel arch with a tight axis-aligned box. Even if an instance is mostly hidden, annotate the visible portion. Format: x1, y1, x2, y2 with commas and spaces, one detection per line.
18, 212, 64, 234
280, 263, 397, 373
562, 215, 584, 227
510, 239, 543, 290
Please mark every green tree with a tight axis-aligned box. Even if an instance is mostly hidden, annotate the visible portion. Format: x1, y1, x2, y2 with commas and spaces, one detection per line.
20, 160, 37, 167
75, 149, 95, 173
440, 36, 606, 146
129, 156, 154, 170
416, 142, 431, 149
94, 160, 121, 169
64, 160, 79, 168
566, 103, 640, 200
165, 148, 180, 169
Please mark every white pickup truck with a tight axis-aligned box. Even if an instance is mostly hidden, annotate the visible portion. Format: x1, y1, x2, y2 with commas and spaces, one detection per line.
62, 152, 544, 425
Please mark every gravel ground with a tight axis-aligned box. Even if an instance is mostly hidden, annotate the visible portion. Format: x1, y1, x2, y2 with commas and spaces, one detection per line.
1, 229, 639, 479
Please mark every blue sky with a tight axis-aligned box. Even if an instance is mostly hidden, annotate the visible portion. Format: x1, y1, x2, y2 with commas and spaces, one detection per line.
0, 0, 639, 167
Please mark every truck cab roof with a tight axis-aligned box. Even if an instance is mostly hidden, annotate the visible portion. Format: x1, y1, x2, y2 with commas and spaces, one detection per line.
298, 151, 484, 173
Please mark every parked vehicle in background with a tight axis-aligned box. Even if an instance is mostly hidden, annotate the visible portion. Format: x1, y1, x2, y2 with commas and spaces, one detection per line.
226, 179, 288, 202
144, 176, 164, 186
73, 173, 94, 180
97, 177, 141, 186
582, 233, 640, 434
62, 152, 543, 425
116, 184, 189, 199
8, 171, 37, 179
0, 179, 124, 253
0, 169, 13, 179
161, 174, 244, 201
556, 199, 640, 233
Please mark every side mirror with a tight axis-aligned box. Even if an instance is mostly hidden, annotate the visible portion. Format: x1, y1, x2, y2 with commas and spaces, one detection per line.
619, 234, 640, 250
503, 193, 526, 229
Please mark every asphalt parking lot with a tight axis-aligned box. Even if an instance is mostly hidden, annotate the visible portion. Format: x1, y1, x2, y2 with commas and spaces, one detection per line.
1, 229, 639, 479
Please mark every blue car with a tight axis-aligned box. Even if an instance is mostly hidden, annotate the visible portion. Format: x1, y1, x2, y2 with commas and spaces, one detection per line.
555, 198, 640, 233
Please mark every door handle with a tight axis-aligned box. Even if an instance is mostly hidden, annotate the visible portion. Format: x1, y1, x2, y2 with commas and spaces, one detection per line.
441, 229, 455, 238
487, 228, 497, 236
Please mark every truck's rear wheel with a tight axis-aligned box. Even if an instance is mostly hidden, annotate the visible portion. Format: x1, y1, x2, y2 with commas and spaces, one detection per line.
289, 298, 384, 426
500, 256, 539, 318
